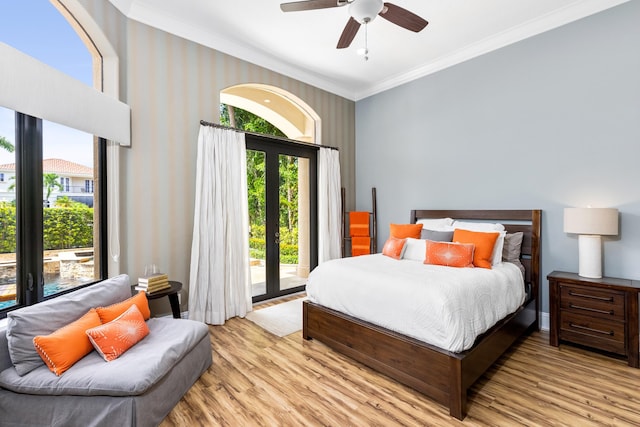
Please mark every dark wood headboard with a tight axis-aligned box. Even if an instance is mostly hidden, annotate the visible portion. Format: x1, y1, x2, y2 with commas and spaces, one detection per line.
410, 209, 542, 321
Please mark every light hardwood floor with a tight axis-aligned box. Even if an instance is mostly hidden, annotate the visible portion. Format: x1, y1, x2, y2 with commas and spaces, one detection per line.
162, 296, 640, 426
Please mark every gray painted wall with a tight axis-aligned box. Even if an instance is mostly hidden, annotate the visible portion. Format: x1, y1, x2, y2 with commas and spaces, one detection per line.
355, 1, 640, 314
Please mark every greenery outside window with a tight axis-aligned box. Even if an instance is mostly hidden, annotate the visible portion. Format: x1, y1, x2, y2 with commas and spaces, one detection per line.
0, 109, 106, 317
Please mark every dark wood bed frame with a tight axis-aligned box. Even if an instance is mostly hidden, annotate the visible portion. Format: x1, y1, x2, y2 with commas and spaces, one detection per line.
303, 209, 541, 420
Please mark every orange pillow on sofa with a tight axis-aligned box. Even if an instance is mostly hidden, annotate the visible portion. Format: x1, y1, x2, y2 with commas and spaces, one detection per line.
382, 237, 407, 260
86, 304, 150, 362
452, 229, 499, 269
424, 240, 475, 268
390, 223, 423, 239
33, 308, 102, 376
96, 291, 151, 324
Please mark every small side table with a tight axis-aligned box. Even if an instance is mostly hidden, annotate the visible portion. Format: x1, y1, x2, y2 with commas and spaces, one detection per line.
548, 271, 640, 368
133, 281, 182, 319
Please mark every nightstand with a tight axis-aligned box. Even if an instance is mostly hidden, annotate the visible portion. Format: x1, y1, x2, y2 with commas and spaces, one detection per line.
548, 271, 640, 368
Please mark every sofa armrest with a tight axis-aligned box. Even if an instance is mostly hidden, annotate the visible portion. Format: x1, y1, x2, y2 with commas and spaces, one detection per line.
0, 321, 12, 372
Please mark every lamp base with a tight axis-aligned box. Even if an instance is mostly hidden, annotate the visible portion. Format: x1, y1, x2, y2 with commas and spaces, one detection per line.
578, 234, 602, 279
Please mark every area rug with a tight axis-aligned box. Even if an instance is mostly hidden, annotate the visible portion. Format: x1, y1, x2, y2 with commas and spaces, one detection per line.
245, 297, 306, 337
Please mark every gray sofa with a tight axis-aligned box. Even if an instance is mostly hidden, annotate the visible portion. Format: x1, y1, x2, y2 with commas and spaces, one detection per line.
0, 274, 212, 427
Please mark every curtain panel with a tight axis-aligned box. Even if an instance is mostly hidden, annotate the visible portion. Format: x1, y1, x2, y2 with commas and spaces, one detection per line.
188, 125, 252, 324
318, 147, 342, 264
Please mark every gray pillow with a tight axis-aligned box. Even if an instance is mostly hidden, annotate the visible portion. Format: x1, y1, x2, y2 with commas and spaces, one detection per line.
420, 229, 454, 242
503, 232, 525, 276
6, 274, 131, 376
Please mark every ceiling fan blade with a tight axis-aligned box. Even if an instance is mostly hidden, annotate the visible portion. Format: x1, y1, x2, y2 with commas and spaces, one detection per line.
336, 17, 361, 49
280, 0, 342, 12
379, 2, 428, 32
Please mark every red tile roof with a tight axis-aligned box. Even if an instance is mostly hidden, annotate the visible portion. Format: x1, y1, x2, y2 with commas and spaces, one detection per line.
0, 158, 93, 176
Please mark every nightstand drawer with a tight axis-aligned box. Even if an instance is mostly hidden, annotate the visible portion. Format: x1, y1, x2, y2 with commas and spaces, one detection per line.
560, 312, 625, 355
560, 284, 624, 320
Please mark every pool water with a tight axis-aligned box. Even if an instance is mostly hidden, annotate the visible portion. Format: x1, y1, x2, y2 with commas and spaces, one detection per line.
0, 278, 93, 310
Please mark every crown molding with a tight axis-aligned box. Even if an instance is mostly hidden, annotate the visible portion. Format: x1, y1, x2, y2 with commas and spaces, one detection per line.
109, 0, 629, 102
108, 0, 356, 100
354, 0, 630, 100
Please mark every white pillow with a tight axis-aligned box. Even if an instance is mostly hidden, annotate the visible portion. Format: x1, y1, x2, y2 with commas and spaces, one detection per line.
402, 238, 426, 261
416, 218, 454, 231
451, 220, 505, 232
452, 221, 506, 266
491, 230, 507, 265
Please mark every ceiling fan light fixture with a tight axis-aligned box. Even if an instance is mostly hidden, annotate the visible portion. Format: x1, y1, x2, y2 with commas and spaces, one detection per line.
349, 0, 383, 24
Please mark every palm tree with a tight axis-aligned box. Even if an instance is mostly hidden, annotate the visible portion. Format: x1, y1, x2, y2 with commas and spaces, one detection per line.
43, 173, 63, 200
0, 136, 14, 153
7, 173, 64, 201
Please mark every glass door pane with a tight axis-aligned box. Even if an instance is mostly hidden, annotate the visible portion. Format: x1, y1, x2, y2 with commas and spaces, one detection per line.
42, 120, 97, 297
278, 154, 308, 292
0, 107, 17, 310
248, 149, 267, 298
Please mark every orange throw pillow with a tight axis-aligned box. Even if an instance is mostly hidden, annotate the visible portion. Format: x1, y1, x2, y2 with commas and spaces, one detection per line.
389, 223, 423, 239
96, 291, 151, 324
86, 304, 150, 362
33, 308, 102, 376
382, 237, 407, 260
424, 240, 475, 268
452, 229, 499, 269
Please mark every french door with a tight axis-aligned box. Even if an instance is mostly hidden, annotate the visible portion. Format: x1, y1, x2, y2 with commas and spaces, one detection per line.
246, 134, 317, 303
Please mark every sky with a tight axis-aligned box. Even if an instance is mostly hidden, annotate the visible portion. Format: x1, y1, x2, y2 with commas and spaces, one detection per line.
0, 0, 94, 167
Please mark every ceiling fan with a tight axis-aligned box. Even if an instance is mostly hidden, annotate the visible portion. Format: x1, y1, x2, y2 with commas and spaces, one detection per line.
280, 0, 428, 51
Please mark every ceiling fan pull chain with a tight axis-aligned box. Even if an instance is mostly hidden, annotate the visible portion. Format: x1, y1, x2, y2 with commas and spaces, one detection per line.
364, 21, 369, 61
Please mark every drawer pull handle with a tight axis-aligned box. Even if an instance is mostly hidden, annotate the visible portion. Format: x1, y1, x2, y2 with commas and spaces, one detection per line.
569, 304, 614, 315
569, 322, 614, 336
568, 291, 613, 302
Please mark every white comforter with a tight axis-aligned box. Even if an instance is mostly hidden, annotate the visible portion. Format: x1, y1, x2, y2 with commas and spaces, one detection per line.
306, 254, 525, 352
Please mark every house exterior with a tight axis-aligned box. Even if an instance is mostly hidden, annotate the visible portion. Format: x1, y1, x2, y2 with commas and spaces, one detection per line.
0, 158, 94, 207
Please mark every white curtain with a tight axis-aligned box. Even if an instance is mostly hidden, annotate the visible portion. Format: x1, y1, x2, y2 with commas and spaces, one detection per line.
107, 141, 121, 274
188, 125, 252, 324
318, 147, 342, 264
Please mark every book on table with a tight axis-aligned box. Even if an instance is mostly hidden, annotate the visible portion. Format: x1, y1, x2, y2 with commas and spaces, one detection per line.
145, 280, 171, 294
136, 273, 171, 294
138, 273, 169, 285
135, 284, 171, 294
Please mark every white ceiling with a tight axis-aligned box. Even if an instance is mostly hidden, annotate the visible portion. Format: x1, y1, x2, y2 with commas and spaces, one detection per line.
108, 0, 628, 100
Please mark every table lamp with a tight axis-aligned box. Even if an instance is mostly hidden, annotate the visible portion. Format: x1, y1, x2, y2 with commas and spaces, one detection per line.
564, 207, 618, 278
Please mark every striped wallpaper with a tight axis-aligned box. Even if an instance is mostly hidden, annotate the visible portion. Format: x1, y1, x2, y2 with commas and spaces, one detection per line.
79, 0, 355, 314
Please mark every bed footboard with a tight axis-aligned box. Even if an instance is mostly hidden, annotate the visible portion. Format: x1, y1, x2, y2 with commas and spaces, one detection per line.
303, 299, 537, 420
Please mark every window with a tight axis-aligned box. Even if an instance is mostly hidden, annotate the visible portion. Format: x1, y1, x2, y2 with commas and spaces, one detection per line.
0, 2, 106, 317
85, 179, 94, 193
0, 173, 4, 182
0, 108, 106, 316
59, 177, 70, 192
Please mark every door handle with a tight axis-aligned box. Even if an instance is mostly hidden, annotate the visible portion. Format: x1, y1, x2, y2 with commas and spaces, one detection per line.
274, 231, 279, 245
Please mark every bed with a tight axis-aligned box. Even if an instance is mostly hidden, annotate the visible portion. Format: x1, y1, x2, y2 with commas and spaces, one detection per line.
302, 209, 541, 420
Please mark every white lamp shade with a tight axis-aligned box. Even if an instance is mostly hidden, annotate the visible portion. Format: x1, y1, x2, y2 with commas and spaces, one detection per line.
564, 208, 618, 236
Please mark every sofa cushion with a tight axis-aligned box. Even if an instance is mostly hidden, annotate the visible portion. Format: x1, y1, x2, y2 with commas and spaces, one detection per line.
6, 274, 131, 376
0, 318, 209, 396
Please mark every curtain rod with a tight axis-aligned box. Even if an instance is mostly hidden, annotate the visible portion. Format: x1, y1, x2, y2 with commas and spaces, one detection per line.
199, 120, 339, 151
